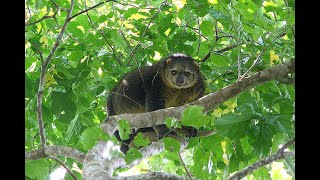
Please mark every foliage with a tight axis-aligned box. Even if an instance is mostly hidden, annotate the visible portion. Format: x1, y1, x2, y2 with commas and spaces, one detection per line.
25, 0, 295, 179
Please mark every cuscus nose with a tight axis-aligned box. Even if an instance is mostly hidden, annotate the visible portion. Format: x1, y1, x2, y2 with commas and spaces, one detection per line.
176, 74, 184, 86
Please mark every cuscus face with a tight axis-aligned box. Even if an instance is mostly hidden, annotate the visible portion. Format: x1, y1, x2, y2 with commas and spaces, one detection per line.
161, 54, 200, 89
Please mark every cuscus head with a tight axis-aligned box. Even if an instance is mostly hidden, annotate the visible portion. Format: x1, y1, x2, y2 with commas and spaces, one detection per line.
160, 53, 200, 89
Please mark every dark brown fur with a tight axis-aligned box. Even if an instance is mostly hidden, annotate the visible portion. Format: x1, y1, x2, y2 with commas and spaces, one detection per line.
107, 53, 205, 153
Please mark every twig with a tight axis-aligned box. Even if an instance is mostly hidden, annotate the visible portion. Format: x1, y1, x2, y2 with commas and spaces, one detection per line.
228, 137, 295, 180
178, 152, 193, 179
215, 23, 219, 42
25, 146, 86, 163
201, 43, 244, 62
196, 18, 201, 56
278, 137, 295, 152
31, 42, 44, 63
239, 27, 290, 80
111, 0, 156, 9
36, 0, 75, 147
215, 23, 233, 41
50, 0, 59, 8
214, 43, 244, 54
118, 28, 135, 54
127, 0, 168, 66
25, 8, 60, 26
83, 1, 122, 65
184, 24, 208, 40
48, 156, 78, 180
197, 129, 216, 137
238, 47, 266, 80
71, 0, 156, 21
237, 44, 242, 80
33, 123, 48, 139
69, 2, 105, 20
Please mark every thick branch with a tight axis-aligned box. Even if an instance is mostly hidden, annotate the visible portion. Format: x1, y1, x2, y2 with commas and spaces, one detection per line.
101, 59, 295, 135
228, 137, 295, 180
83, 137, 189, 179
25, 146, 85, 163
36, 0, 75, 147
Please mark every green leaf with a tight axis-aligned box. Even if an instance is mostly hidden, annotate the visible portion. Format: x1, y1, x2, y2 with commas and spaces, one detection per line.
65, 113, 82, 143
66, 22, 85, 37
253, 167, 270, 179
51, 91, 77, 123
25, 159, 49, 180
240, 136, 254, 155
192, 150, 215, 179
25, 76, 36, 98
132, 132, 150, 148
200, 21, 214, 37
208, 8, 229, 21
215, 113, 252, 126
108, 29, 127, 49
35, 0, 47, 9
164, 117, 177, 128
200, 134, 224, 159
96, 15, 108, 23
188, 0, 210, 17
80, 126, 108, 150
163, 137, 181, 153
215, 113, 253, 140
249, 123, 275, 157
274, 115, 293, 134
251, 0, 263, 6
125, 148, 142, 164
287, 0, 295, 7
124, 8, 138, 19
68, 50, 84, 62
117, 119, 130, 140
181, 105, 210, 128
44, 18, 57, 31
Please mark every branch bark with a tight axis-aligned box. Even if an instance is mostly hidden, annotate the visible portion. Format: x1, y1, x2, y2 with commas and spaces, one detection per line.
83, 137, 189, 179
48, 156, 78, 180
101, 59, 295, 135
201, 43, 244, 62
228, 137, 295, 180
25, 146, 86, 163
36, 0, 75, 148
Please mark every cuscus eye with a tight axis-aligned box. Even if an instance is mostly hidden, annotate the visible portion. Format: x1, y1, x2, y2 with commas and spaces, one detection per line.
171, 70, 177, 75
184, 72, 191, 76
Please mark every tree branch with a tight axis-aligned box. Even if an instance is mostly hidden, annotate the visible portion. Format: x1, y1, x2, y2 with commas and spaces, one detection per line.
201, 43, 244, 62
83, 136, 190, 179
179, 152, 193, 179
25, 8, 60, 26
25, 146, 86, 163
48, 156, 78, 180
36, 0, 75, 148
102, 59, 295, 135
69, 2, 105, 20
228, 137, 295, 180
196, 18, 201, 56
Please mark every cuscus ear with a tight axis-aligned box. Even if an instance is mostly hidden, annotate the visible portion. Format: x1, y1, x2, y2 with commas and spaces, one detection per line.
192, 60, 199, 67
166, 58, 172, 64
